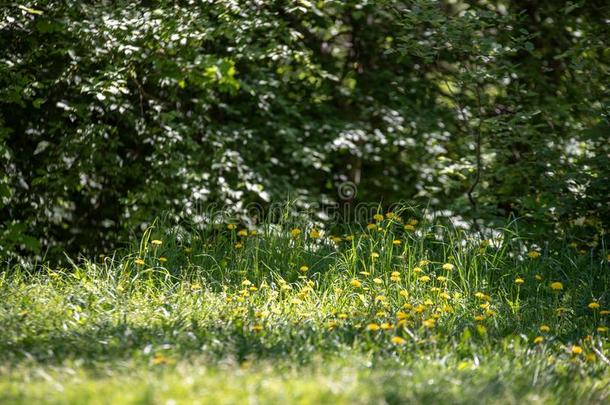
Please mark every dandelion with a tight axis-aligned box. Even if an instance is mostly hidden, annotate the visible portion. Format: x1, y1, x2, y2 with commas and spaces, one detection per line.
392, 239, 402, 246
533, 336, 544, 344
404, 224, 415, 231
227, 224, 237, 230
134, 258, 145, 266
234, 242, 243, 249
550, 282, 563, 291
380, 322, 392, 330
391, 336, 407, 345
151, 239, 163, 246
290, 228, 302, 237
597, 326, 608, 333
309, 229, 321, 238
422, 318, 436, 328
159, 256, 167, 263
442, 263, 455, 271
350, 279, 362, 288
251, 325, 263, 332
399, 290, 409, 298
540, 325, 550, 333
390, 271, 401, 282
586, 353, 597, 362
373, 213, 384, 222
571, 345, 583, 355
373, 278, 383, 284
419, 275, 431, 283
527, 250, 541, 259
338, 313, 348, 320
375, 295, 386, 302
371, 252, 380, 259
241, 279, 252, 287
515, 277, 525, 285
366, 323, 380, 331
437, 276, 447, 282
412, 267, 423, 273
367, 223, 377, 231
600, 310, 610, 315
474, 315, 485, 322
299, 265, 309, 273
331, 236, 342, 243
250, 230, 258, 236
238, 229, 248, 237
419, 259, 430, 266
588, 302, 600, 309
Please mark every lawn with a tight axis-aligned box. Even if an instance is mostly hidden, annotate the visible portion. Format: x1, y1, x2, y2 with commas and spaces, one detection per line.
1, 214, 609, 404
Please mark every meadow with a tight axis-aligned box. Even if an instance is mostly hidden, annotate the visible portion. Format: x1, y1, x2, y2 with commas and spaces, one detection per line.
1, 211, 609, 404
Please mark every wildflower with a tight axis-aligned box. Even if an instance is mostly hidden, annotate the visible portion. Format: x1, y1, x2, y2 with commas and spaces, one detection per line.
367, 223, 377, 230
373, 213, 384, 222
227, 224, 237, 230
371, 252, 380, 259
476, 324, 487, 336
390, 271, 401, 282
375, 295, 386, 302
423, 299, 434, 306
238, 229, 248, 237
359, 271, 370, 276
528, 250, 541, 259
241, 279, 252, 287
597, 326, 608, 333
534, 336, 544, 344
422, 318, 436, 328
586, 353, 597, 362
392, 239, 402, 246
540, 325, 550, 333
152, 354, 170, 365
399, 290, 408, 298
442, 263, 455, 271
515, 277, 525, 285
234, 242, 243, 249
338, 313, 348, 320
309, 229, 321, 238
290, 228, 302, 237
474, 315, 485, 322
251, 325, 263, 332
373, 278, 383, 284
134, 258, 145, 266
436, 276, 447, 282
404, 224, 415, 231
331, 236, 342, 243
408, 219, 418, 226
391, 336, 407, 345
376, 311, 387, 317
550, 282, 563, 291
412, 267, 423, 273
381, 322, 392, 330
396, 311, 408, 320
588, 302, 600, 309
419, 259, 430, 266
159, 256, 167, 263
440, 292, 451, 300
600, 310, 610, 316
419, 275, 430, 283
250, 230, 258, 236
366, 323, 380, 331
327, 320, 337, 329
151, 239, 163, 246
571, 345, 583, 355
350, 279, 362, 288
299, 265, 309, 273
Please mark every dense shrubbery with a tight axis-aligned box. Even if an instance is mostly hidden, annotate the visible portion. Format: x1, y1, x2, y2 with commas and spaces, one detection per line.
1, 0, 608, 259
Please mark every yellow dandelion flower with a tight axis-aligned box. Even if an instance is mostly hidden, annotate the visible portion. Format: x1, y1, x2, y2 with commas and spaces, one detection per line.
350, 279, 362, 288
528, 250, 541, 259
442, 263, 455, 271
533, 336, 544, 344
366, 323, 380, 331
404, 224, 415, 231
412, 267, 423, 273
419, 275, 431, 283
227, 224, 237, 230
371, 252, 380, 259
409, 218, 419, 226
381, 322, 392, 330
250, 230, 258, 236
437, 276, 447, 282
309, 229, 321, 238
474, 315, 485, 322
373, 213, 384, 222
391, 336, 407, 345
392, 239, 402, 246
367, 223, 377, 230
586, 353, 597, 362
331, 236, 342, 243
540, 325, 550, 333
373, 278, 383, 284
151, 239, 163, 246
238, 229, 248, 237
134, 258, 145, 266
600, 310, 610, 315
338, 313, 348, 320
571, 345, 583, 355
159, 256, 167, 263
515, 277, 525, 285
399, 290, 409, 297
299, 265, 309, 273
290, 228, 302, 237
422, 318, 436, 328
396, 311, 408, 320
419, 259, 430, 266
550, 282, 563, 291
251, 325, 263, 332
234, 242, 243, 249
588, 302, 600, 309
375, 295, 386, 302
597, 326, 608, 333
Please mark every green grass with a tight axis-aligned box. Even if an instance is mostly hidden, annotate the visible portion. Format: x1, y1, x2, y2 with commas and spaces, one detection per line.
1, 213, 609, 404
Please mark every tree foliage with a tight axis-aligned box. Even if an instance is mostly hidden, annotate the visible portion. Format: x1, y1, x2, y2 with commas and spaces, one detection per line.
1, 0, 608, 258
